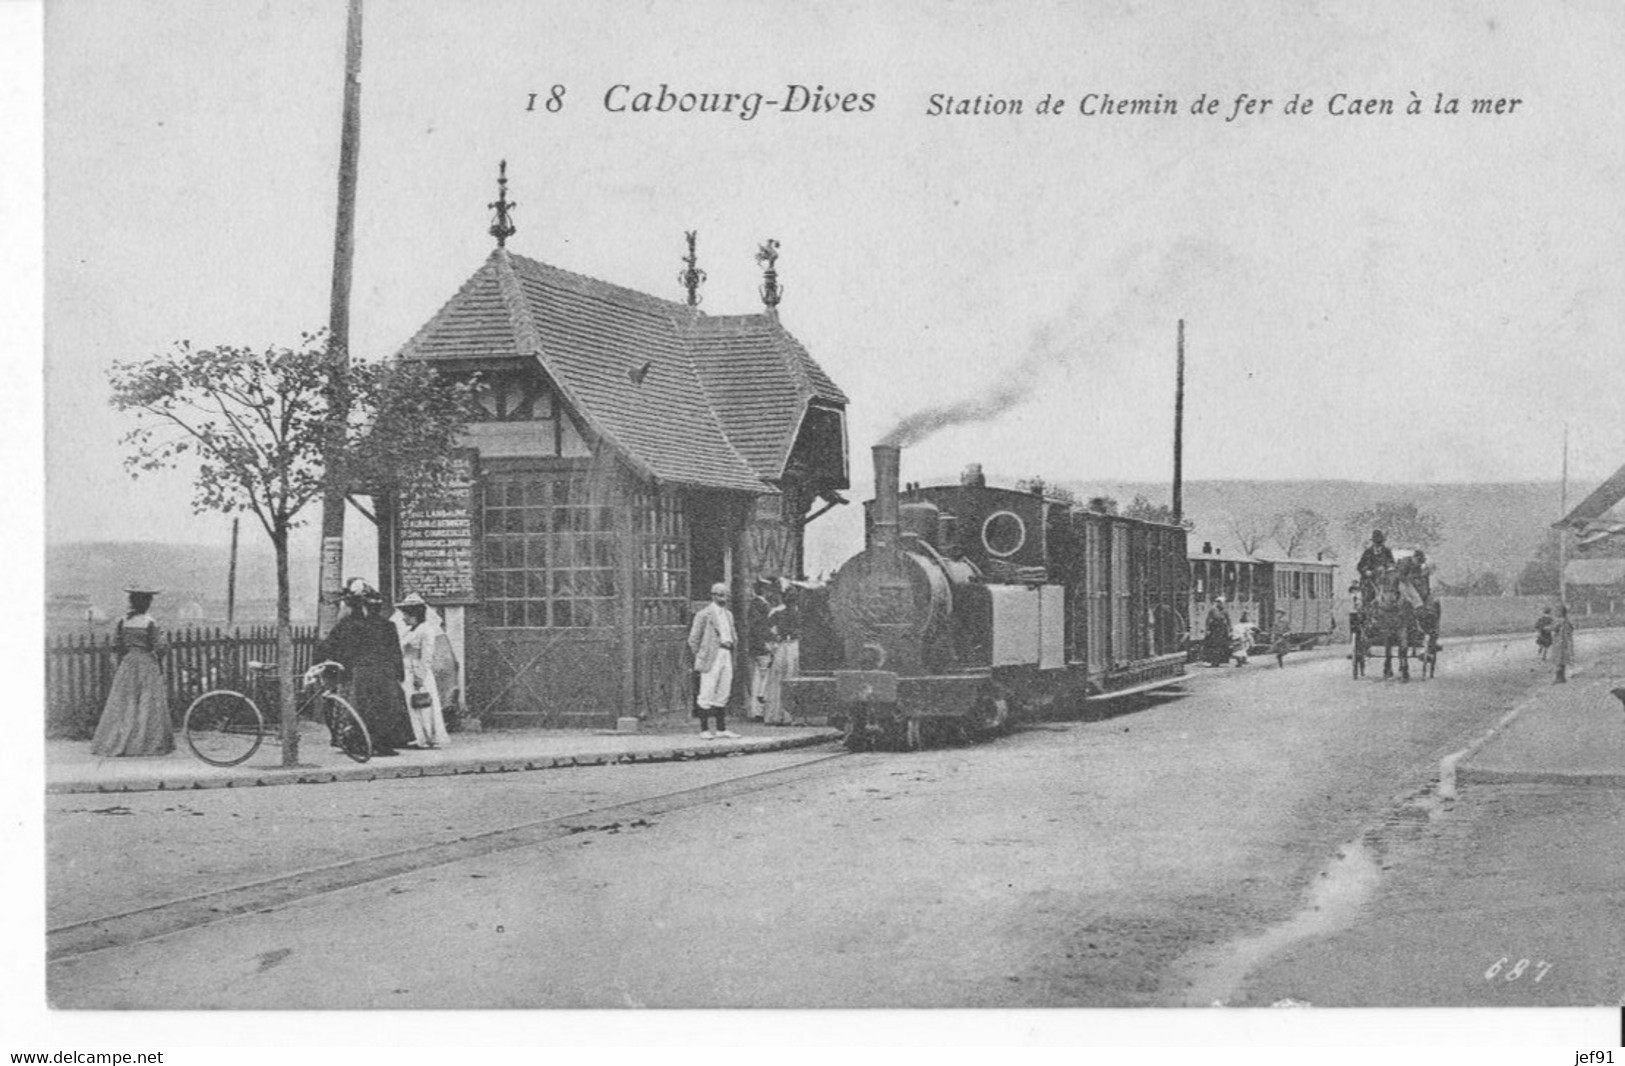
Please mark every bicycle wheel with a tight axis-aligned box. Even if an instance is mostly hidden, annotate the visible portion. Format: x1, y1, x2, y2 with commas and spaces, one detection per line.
324, 694, 372, 764
183, 690, 265, 767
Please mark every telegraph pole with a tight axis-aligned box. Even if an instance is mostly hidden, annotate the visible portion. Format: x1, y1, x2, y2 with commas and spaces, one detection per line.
1558, 424, 1569, 607
1172, 319, 1185, 522
226, 517, 239, 627
316, 0, 364, 638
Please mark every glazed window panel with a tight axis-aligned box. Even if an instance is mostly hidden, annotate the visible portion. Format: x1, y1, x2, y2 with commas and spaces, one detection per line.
481, 471, 618, 629
634, 487, 690, 627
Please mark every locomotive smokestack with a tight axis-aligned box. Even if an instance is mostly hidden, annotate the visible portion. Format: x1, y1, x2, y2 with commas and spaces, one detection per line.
872, 444, 901, 548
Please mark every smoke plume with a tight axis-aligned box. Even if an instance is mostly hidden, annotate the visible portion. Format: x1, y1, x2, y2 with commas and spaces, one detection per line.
876, 237, 1237, 450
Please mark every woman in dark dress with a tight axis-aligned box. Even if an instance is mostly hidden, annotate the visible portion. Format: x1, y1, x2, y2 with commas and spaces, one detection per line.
1203, 597, 1233, 666
315, 582, 416, 755
91, 586, 174, 757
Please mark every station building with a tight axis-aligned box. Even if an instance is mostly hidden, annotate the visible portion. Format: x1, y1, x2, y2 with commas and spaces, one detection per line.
375, 183, 848, 730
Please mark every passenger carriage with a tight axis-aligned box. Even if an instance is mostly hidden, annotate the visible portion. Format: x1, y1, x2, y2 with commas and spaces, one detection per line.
1187, 547, 1339, 656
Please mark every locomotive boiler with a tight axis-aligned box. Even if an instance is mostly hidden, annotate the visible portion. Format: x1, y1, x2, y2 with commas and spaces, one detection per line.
785, 445, 1189, 749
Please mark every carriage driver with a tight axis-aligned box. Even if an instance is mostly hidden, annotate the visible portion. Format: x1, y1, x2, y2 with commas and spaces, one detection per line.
1356, 529, 1395, 604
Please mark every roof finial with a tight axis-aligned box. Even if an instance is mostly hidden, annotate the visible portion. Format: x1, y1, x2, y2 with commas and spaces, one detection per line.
488, 160, 517, 248
756, 238, 782, 315
679, 230, 706, 307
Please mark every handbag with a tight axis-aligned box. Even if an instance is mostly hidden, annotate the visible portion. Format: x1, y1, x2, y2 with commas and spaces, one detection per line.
409, 690, 433, 710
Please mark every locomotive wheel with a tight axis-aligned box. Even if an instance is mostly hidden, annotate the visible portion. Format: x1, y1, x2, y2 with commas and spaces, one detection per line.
840, 712, 870, 752
973, 693, 1012, 737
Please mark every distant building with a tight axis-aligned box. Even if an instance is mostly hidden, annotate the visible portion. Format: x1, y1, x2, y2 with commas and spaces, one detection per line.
1562, 558, 1625, 614
375, 187, 848, 729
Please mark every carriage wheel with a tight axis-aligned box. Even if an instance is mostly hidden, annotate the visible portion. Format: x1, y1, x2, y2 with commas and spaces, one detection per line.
973, 692, 1012, 737
183, 690, 265, 767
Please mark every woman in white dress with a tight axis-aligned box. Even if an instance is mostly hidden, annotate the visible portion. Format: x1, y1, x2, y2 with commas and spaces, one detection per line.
396, 593, 450, 748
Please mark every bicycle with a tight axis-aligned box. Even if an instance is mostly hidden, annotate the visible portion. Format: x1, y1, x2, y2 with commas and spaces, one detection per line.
182, 660, 373, 767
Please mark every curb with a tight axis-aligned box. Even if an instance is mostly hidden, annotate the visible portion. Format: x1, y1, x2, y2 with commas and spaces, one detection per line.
46, 731, 842, 796
1454, 767, 1625, 789
1437, 661, 1592, 800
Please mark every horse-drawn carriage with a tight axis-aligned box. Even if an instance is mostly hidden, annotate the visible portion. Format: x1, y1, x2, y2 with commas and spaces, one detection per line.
1353, 549, 1441, 681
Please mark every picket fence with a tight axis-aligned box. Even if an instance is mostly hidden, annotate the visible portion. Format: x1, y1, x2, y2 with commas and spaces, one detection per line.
45, 624, 320, 739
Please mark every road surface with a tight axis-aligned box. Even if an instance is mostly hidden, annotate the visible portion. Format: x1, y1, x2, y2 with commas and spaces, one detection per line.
46, 631, 1625, 1008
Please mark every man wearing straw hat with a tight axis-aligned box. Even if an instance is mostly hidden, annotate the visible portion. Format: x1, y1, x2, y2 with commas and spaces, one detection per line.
688, 582, 741, 739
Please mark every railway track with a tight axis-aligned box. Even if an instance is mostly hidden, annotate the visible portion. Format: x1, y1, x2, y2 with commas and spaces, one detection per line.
48, 747, 850, 962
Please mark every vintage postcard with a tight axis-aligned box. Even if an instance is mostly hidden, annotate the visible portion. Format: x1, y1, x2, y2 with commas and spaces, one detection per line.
15, 0, 1625, 1055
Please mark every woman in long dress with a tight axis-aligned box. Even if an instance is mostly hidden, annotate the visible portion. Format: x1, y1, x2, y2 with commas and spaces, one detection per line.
397, 593, 450, 748
1203, 598, 1232, 666
91, 587, 174, 757
315, 583, 415, 756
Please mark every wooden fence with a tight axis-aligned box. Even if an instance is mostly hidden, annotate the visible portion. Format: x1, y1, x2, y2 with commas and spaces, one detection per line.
46, 624, 320, 739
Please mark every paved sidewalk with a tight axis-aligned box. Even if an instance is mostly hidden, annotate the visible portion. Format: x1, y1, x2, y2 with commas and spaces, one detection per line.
1455, 632, 1625, 788
46, 720, 841, 795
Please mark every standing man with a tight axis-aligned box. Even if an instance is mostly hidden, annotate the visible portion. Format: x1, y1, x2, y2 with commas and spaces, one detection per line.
747, 578, 778, 722
1357, 530, 1395, 589
1346, 582, 1365, 658
689, 581, 741, 739
1552, 604, 1575, 683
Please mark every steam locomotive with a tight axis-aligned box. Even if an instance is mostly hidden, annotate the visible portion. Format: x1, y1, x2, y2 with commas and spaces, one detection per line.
785, 445, 1189, 749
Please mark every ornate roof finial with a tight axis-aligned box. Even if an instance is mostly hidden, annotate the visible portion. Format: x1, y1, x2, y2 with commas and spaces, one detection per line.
678, 230, 706, 307
756, 238, 782, 314
488, 160, 517, 248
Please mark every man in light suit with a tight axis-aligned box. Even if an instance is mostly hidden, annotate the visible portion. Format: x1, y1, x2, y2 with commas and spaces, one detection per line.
688, 581, 740, 739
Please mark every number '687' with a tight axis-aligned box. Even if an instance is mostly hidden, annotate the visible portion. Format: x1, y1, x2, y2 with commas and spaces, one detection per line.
1484, 957, 1551, 982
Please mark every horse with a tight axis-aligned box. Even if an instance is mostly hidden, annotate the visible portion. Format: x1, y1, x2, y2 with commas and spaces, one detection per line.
1360, 565, 1417, 682
1395, 555, 1442, 679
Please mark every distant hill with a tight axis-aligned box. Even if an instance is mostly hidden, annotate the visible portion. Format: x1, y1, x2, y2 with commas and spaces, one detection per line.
1052, 477, 1566, 584
50, 478, 1611, 607
45, 541, 317, 623
868, 474, 1576, 587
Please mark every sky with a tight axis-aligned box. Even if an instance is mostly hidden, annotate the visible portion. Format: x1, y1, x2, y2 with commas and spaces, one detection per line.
40, 0, 1625, 580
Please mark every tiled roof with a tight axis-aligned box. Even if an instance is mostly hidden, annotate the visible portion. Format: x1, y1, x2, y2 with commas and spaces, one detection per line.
682, 315, 848, 483
396, 249, 847, 494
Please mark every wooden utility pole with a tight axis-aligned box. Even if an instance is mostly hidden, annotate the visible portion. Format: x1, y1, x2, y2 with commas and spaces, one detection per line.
1559, 424, 1569, 607
315, 0, 364, 639
226, 517, 239, 626
296, 0, 363, 766
1172, 318, 1185, 522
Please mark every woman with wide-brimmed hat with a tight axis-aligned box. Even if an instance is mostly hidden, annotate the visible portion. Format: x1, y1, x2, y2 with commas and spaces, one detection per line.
396, 592, 450, 748
314, 579, 416, 755
91, 585, 174, 757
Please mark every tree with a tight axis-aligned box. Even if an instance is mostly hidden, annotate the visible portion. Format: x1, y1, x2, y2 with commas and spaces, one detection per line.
1342, 500, 1443, 551
1122, 494, 1195, 531
1227, 512, 1278, 556
110, 334, 479, 765
1515, 531, 1562, 596
1083, 495, 1119, 516
1271, 507, 1332, 559
1015, 476, 1078, 505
